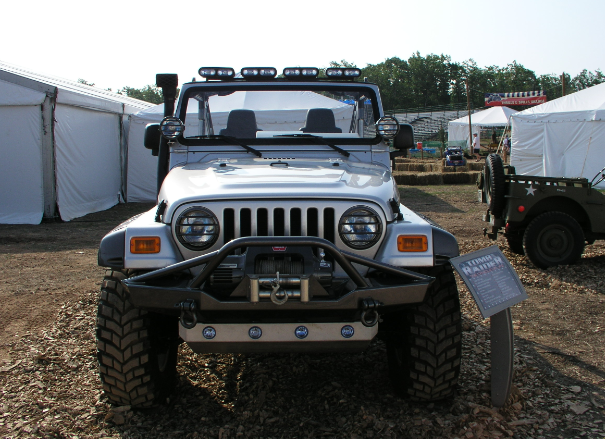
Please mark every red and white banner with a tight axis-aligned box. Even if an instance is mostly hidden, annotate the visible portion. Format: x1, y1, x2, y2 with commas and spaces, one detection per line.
485, 91, 546, 106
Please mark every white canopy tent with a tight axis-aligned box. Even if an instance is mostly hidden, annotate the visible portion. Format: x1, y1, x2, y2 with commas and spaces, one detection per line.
0, 61, 153, 224
448, 106, 517, 148
511, 82, 605, 186
127, 91, 353, 202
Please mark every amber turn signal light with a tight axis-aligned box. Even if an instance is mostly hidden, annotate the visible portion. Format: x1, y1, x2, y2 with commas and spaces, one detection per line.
397, 235, 428, 252
130, 237, 161, 254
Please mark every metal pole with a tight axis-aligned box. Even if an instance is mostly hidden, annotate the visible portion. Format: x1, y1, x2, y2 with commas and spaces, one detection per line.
466, 79, 473, 152
561, 73, 566, 97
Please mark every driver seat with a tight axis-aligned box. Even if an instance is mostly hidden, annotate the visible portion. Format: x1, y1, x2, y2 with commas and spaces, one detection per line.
219, 109, 259, 138
300, 108, 342, 133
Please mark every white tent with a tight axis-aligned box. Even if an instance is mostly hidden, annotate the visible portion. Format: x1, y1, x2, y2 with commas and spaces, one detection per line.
448, 106, 517, 148
510, 82, 605, 185
0, 61, 153, 224
127, 91, 353, 202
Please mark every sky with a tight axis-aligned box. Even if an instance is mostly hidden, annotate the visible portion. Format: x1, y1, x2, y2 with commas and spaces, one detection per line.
2, 0, 604, 92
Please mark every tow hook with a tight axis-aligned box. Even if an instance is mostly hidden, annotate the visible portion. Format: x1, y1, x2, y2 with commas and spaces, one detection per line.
177, 299, 198, 329
269, 272, 288, 305
360, 298, 381, 327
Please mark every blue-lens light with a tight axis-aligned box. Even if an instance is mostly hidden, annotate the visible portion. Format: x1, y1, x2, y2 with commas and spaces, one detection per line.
294, 326, 309, 339
249, 326, 262, 339
202, 326, 216, 339
341, 325, 355, 338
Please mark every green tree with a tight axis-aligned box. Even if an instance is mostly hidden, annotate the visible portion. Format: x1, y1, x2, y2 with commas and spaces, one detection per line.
117, 85, 168, 104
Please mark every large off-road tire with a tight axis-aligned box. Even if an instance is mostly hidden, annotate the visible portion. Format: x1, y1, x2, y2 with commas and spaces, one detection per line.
483, 154, 506, 217
523, 212, 585, 268
506, 235, 525, 255
96, 270, 179, 407
383, 264, 462, 401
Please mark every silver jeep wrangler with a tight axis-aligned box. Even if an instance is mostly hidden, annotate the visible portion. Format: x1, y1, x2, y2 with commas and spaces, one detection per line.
96, 66, 462, 407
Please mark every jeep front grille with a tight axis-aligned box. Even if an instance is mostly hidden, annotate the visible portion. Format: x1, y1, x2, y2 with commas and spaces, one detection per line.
222, 206, 335, 244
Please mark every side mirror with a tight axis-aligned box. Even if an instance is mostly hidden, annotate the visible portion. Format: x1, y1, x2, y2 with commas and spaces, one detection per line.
393, 123, 414, 150
390, 123, 414, 161
144, 123, 161, 156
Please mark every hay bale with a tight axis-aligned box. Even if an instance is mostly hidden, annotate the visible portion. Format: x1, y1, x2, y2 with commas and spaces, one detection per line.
417, 173, 443, 185
393, 173, 418, 185
442, 166, 455, 173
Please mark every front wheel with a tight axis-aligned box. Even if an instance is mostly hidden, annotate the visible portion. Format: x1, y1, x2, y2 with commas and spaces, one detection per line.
523, 212, 585, 268
96, 270, 179, 407
382, 264, 462, 401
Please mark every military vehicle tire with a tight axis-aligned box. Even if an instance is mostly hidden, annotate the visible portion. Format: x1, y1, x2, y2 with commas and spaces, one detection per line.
506, 235, 525, 255
384, 264, 462, 401
523, 212, 585, 268
96, 270, 179, 407
484, 154, 506, 217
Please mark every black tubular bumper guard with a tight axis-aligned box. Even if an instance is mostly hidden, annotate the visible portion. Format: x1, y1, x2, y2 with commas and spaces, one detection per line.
121, 236, 434, 312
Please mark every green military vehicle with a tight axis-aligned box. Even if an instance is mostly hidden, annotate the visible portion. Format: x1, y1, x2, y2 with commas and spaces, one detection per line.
478, 154, 605, 268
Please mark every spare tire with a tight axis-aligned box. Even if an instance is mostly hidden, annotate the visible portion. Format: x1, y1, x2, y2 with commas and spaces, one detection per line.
484, 154, 506, 217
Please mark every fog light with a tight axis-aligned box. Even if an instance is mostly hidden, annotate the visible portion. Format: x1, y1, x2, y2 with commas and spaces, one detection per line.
376, 116, 400, 139
249, 326, 262, 339
202, 326, 216, 339
294, 326, 308, 339
160, 116, 184, 139
341, 325, 354, 338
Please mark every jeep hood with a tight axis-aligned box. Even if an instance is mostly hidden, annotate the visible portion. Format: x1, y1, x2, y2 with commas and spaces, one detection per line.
159, 158, 397, 222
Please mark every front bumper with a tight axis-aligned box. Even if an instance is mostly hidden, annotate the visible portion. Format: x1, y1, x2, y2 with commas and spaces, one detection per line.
122, 236, 433, 352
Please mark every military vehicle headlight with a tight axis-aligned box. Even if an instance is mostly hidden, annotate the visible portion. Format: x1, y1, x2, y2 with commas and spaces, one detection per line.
176, 207, 220, 250
160, 117, 185, 139
338, 206, 382, 249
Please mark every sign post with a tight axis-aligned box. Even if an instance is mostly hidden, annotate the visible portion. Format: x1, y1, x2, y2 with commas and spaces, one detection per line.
450, 246, 528, 407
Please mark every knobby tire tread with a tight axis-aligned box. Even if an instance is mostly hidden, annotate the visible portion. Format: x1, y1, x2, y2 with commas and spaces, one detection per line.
96, 270, 177, 407
384, 264, 462, 401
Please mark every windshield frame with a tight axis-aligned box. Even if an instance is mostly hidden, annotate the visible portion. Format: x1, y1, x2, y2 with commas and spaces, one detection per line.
175, 81, 383, 147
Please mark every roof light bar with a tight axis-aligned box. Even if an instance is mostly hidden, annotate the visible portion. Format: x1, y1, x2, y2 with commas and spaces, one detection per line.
283, 67, 319, 79
325, 68, 362, 80
198, 67, 235, 80
241, 67, 277, 79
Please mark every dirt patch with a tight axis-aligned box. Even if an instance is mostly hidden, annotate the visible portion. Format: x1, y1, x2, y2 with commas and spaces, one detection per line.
1, 188, 604, 438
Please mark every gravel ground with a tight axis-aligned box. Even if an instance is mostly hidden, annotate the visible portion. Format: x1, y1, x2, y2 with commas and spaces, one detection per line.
1, 184, 604, 439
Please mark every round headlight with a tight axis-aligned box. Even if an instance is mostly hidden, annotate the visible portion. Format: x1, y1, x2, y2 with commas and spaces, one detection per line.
338, 206, 382, 249
376, 116, 400, 139
160, 116, 185, 139
175, 207, 219, 250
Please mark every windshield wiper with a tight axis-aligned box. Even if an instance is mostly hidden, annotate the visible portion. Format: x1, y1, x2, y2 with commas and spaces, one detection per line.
274, 134, 350, 157
209, 135, 262, 157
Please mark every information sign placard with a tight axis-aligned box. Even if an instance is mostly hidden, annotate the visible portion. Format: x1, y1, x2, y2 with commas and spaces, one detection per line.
450, 246, 527, 318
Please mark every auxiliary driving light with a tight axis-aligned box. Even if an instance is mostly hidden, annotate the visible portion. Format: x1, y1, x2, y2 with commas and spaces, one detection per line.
283, 67, 319, 79
202, 326, 216, 340
294, 326, 309, 339
159, 117, 184, 139
248, 326, 263, 339
241, 67, 277, 79
325, 68, 361, 79
198, 67, 235, 79
376, 116, 400, 139
341, 325, 354, 338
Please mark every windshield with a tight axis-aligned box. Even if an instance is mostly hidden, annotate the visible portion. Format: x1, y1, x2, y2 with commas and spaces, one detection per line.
178, 85, 379, 141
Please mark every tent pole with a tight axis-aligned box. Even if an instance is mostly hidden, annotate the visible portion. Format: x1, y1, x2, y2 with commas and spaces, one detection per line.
41, 92, 57, 219
466, 79, 473, 153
